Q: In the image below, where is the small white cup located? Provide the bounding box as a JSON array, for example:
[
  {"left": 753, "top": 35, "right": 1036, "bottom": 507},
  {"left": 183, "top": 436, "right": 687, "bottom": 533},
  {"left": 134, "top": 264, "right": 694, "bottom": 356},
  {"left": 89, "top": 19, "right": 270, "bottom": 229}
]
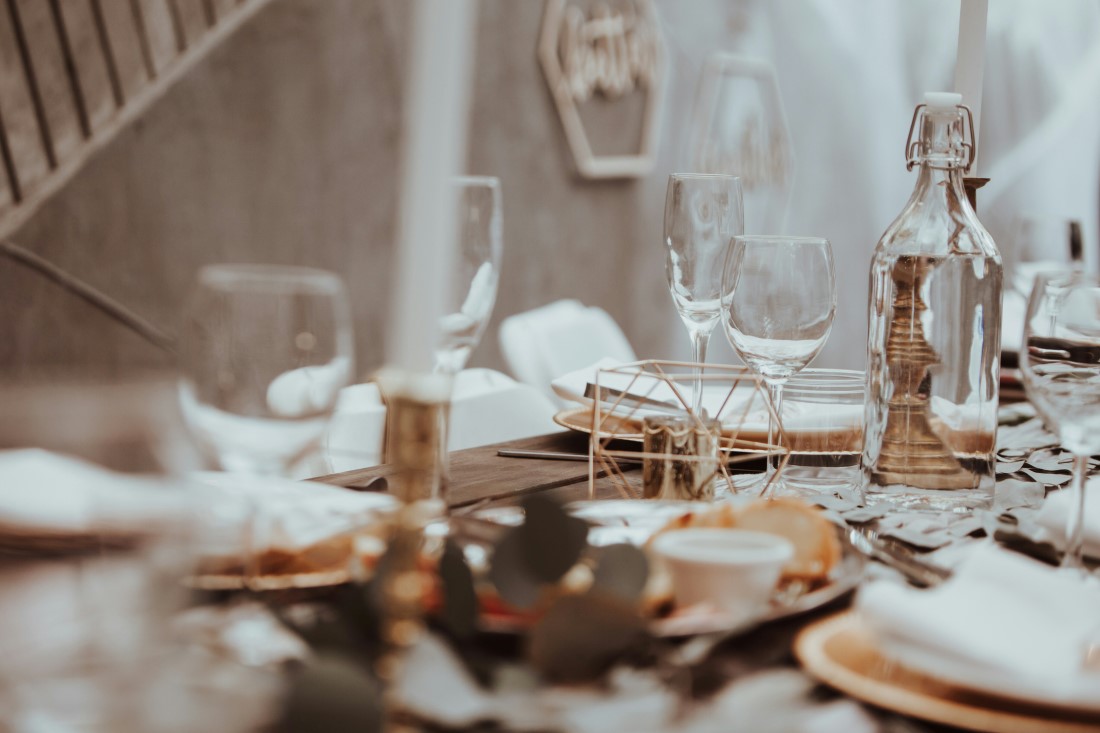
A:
[{"left": 651, "top": 529, "right": 794, "bottom": 622}]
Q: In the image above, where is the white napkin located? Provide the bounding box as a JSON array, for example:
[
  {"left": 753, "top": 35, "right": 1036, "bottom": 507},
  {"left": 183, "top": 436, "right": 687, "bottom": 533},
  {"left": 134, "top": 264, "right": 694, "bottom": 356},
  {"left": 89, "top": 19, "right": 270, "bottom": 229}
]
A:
[
  {"left": 0, "top": 449, "right": 175, "bottom": 533},
  {"left": 188, "top": 472, "right": 396, "bottom": 554},
  {"left": 857, "top": 544, "right": 1100, "bottom": 703},
  {"left": 1036, "top": 478, "right": 1100, "bottom": 557}
]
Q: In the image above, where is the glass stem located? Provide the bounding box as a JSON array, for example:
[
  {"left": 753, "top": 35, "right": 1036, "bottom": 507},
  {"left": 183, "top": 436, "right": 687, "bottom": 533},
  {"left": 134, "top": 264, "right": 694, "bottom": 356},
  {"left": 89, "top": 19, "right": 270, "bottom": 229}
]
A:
[
  {"left": 1062, "top": 453, "right": 1089, "bottom": 572},
  {"left": 689, "top": 328, "right": 710, "bottom": 417},
  {"left": 765, "top": 379, "right": 785, "bottom": 491}
]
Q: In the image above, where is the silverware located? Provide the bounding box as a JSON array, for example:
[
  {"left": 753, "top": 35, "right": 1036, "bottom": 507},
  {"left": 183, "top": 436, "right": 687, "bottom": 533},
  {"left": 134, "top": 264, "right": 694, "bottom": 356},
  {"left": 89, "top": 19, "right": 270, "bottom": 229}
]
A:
[
  {"left": 583, "top": 383, "right": 685, "bottom": 415},
  {"left": 846, "top": 526, "right": 952, "bottom": 588},
  {"left": 497, "top": 448, "right": 642, "bottom": 464}
]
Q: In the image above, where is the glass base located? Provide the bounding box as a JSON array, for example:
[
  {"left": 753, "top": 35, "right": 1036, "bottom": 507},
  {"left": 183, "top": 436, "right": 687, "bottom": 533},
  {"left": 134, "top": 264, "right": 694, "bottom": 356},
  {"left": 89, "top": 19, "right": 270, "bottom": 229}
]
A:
[
  {"left": 863, "top": 484, "right": 993, "bottom": 513},
  {"left": 725, "top": 470, "right": 861, "bottom": 502}
]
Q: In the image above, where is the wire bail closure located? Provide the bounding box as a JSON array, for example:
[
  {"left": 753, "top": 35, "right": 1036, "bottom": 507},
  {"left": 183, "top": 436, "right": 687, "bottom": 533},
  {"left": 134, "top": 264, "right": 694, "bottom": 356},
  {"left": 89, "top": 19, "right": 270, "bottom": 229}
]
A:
[{"left": 904, "top": 103, "right": 976, "bottom": 172}]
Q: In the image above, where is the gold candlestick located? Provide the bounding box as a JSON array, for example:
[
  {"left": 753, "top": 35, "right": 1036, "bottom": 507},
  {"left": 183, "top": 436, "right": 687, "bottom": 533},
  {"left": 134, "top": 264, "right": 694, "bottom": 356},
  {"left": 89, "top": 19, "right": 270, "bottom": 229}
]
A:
[{"left": 871, "top": 255, "right": 976, "bottom": 490}]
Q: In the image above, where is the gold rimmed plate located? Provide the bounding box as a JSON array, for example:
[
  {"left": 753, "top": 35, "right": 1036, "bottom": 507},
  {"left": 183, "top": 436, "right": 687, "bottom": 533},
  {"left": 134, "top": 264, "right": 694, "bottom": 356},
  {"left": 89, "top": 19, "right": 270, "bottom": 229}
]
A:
[
  {"left": 796, "top": 612, "right": 1100, "bottom": 733},
  {"left": 553, "top": 406, "right": 861, "bottom": 454},
  {"left": 472, "top": 499, "right": 862, "bottom": 638}
]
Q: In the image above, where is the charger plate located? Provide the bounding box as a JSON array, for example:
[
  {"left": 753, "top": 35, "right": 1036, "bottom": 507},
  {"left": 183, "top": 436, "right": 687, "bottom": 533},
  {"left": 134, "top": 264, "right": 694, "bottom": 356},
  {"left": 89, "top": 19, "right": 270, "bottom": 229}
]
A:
[
  {"left": 474, "top": 500, "right": 862, "bottom": 637},
  {"left": 553, "top": 406, "right": 861, "bottom": 454},
  {"left": 795, "top": 612, "right": 1100, "bottom": 733}
]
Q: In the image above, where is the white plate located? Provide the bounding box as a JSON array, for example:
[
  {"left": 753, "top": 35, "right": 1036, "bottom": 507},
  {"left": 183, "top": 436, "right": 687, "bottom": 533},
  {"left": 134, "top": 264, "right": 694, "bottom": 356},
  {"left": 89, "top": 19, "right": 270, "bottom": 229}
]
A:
[
  {"left": 877, "top": 635, "right": 1100, "bottom": 714},
  {"left": 473, "top": 499, "right": 862, "bottom": 637}
]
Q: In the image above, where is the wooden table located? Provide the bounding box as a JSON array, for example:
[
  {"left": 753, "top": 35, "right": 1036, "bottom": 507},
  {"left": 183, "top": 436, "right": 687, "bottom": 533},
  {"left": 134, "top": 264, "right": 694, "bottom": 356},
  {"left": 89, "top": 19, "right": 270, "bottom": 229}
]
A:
[
  {"left": 310, "top": 433, "right": 1021, "bottom": 733},
  {"left": 314, "top": 431, "right": 645, "bottom": 508}
]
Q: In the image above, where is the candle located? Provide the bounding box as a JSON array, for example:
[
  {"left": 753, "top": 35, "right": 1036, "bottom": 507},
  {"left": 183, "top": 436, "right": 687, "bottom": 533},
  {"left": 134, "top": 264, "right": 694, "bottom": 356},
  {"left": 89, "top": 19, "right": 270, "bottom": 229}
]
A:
[
  {"left": 953, "top": 0, "right": 988, "bottom": 174},
  {"left": 387, "top": 0, "right": 478, "bottom": 371}
]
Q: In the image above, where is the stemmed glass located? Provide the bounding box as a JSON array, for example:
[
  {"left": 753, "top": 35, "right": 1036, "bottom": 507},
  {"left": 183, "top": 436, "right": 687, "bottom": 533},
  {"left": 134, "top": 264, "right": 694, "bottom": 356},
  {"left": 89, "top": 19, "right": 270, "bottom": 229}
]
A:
[
  {"left": 178, "top": 264, "right": 354, "bottom": 475},
  {"left": 722, "top": 236, "right": 836, "bottom": 492},
  {"left": 1009, "top": 216, "right": 1084, "bottom": 297},
  {"left": 435, "top": 176, "right": 503, "bottom": 375},
  {"left": 1019, "top": 272, "right": 1100, "bottom": 572},
  {"left": 686, "top": 53, "right": 793, "bottom": 234},
  {"left": 663, "top": 173, "right": 744, "bottom": 416},
  {"left": 177, "top": 264, "right": 354, "bottom": 583}
]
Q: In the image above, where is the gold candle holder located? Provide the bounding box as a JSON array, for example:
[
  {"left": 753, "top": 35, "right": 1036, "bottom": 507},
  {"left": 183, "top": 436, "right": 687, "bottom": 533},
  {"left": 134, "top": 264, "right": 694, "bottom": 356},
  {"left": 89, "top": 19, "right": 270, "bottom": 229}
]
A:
[{"left": 588, "top": 360, "right": 787, "bottom": 498}]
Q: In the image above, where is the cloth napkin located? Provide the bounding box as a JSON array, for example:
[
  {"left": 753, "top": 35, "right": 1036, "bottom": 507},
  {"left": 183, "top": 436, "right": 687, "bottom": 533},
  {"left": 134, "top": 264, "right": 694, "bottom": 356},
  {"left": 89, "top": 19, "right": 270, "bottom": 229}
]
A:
[
  {"left": 0, "top": 449, "right": 394, "bottom": 555},
  {"left": 0, "top": 449, "right": 175, "bottom": 534},
  {"left": 1035, "top": 478, "right": 1100, "bottom": 557},
  {"left": 857, "top": 544, "right": 1100, "bottom": 701}
]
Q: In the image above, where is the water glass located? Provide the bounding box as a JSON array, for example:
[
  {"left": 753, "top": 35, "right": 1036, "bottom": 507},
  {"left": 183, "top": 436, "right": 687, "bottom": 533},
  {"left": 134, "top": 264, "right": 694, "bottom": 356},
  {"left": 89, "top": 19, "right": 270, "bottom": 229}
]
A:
[
  {"left": 777, "top": 369, "right": 864, "bottom": 496},
  {"left": 178, "top": 264, "right": 354, "bottom": 475}
]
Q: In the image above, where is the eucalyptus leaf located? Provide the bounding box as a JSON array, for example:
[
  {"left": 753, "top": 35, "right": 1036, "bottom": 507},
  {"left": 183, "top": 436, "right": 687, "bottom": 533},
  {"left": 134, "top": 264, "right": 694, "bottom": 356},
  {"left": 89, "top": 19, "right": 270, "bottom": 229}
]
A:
[
  {"left": 1022, "top": 469, "right": 1074, "bottom": 486},
  {"left": 520, "top": 494, "right": 589, "bottom": 583},
  {"left": 275, "top": 653, "right": 384, "bottom": 733},
  {"left": 1025, "top": 450, "right": 1074, "bottom": 473},
  {"left": 995, "top": 459, "right": 1026, "bottom": 475},
  {"left": 589, "top": 543, "right": 649, "bottom": 604},
  {"left": 440, "top": 538, "right": 478, "bottom": 639},
  {"left": 488, "top": 527, "right": 543, "bottom": 609},
  {"left": 528, "top": 594, "right": 650, "bottom": 683}
]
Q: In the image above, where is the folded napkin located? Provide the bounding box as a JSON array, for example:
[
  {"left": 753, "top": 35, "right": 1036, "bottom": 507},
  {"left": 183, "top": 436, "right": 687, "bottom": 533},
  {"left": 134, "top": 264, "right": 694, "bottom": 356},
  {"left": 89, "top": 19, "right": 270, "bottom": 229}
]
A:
[
  {"left": 0, "top": 449, "right": 176, "bottom": 535},
  {"left": 188, "top": 472, "right": 396, "bottom": 556},
  {"left": 857, "top": 544, "right": 1100, "bottom": 702},
  {"left": 0, "top": 449, "right": 395, "bottom": 559},
  {"left": 1035, "top": 479, "right": 1100, "bottom": 557}
]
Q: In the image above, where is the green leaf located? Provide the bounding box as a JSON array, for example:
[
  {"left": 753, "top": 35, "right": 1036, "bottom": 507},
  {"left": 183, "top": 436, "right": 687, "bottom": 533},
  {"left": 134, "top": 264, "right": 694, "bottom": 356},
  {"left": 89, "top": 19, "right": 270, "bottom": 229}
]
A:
[
  {"left": 528, "top": 594, "right": 650, "bottom": 683},
  {"left": 589, "top": 543, "right": 649, "bottom": 604},
  {"left": 274, "top": 653, "right": 384, "bottom": 733},
  {"left": 488, "top": 527, "right": 543, "bottom": 609},
  {"left": 520, "top": 494, "right": 588, "bottom": 583},
  {"left": 440, "top": 538, "right": 478, "bottom": 639}
]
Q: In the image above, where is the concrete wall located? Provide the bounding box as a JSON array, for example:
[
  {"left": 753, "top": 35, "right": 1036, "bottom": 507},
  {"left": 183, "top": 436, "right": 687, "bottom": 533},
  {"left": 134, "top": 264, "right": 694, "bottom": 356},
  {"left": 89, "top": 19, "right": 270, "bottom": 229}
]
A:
[
  {"left": 0, "top": 0, "right": 672, "bottom": 381},
  {"left": 3, "top": 0, "right": 1097, "bottom": 381}
]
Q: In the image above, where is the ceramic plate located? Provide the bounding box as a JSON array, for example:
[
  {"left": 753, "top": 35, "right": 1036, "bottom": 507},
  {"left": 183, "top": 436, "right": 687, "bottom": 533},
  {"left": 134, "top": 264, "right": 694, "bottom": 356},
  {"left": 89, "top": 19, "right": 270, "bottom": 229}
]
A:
[
  {"left": 797, "top": 612, "right": 1100, "bottom": 732},
  {"left": 186, "top": 472, "right": 397, "bottom": 591},
  {"left": 473, "top": 499, "right": 863, "bottom": 638}
]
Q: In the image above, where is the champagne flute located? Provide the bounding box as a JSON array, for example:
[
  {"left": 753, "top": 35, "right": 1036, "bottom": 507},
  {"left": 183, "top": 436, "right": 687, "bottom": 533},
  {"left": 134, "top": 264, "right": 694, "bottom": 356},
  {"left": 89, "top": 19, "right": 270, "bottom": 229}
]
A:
[
  {"left": 1019, "top": 272, "right": 1100, "bottom": 572},
  {"left": 663, "top": 173, "right": 744, "bottom": 416},
  {"left": 722, "top": 236, "right": 836, "bottom": 493},
  {"left": 435, "top": 176, "right": 503, "bottom": 375}
]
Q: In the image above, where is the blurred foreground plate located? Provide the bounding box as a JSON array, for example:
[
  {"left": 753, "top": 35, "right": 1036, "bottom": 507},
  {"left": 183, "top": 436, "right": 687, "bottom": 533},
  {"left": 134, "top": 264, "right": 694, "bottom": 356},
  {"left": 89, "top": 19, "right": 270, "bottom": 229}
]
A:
[
  {"left": 797, "top": 612, "right": 1100, "bottom": 732},
  {"left": 186, "top": 472, "right": 397, "bottom": 592},
  {"left": 474, "top": 499, "right": 862, "bottom": 638}
]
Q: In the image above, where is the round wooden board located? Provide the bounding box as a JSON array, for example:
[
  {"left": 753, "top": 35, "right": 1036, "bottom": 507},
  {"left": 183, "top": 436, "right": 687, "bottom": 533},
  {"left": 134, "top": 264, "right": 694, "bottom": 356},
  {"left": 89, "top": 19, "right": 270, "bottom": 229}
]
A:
[{"left": 795, "top": 612, "right": 1100, "bottom": 733}]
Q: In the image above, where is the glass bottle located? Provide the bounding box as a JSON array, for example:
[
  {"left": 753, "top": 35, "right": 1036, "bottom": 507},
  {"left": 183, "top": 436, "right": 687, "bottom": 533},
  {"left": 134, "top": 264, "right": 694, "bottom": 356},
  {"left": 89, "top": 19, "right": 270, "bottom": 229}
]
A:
[{"left": 863, "top": 92, "right": 1002, "bottom": 511}]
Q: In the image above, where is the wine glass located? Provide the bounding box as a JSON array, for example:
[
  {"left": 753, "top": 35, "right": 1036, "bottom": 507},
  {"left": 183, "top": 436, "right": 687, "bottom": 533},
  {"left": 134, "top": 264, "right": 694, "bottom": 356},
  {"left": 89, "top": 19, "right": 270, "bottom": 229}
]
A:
[
  {"left": 1019, "top": 272, "right": 1100, "bottom": 572},
  {"left": 663, "top": 173, "right": 744, "bottom": 416},
  {"left": 1009, "top": 216, "right": 1084, "bottom": 297},
  {"left": 178, "top": 264, "right": 354, "bottom": 476},
  {"left": 435, "top": 176, "right": 503, "bottom": 375},
  {"left": 686, "top": 53, "right": 794, "bottom": 234},
  {"left": 722, "top": 236, "right": 836, "bottom": 493},
  {"left": 178, "top": 265, "right": 354, "bottom": 584}
]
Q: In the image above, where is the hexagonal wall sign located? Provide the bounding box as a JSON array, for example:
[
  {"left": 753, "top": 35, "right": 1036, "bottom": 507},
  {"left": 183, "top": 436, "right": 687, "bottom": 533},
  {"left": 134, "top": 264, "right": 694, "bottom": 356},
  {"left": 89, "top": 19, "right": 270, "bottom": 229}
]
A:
[{"left": 538, "top": 0, "right": 665, "bottom": 179}]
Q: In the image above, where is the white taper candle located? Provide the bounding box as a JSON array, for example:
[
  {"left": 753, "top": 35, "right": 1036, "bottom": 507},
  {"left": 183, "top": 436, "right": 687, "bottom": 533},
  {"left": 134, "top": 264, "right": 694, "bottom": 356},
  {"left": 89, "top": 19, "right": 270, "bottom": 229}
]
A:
[{"left": 387, "top": 0, "right": 478, "bottom": 371}]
